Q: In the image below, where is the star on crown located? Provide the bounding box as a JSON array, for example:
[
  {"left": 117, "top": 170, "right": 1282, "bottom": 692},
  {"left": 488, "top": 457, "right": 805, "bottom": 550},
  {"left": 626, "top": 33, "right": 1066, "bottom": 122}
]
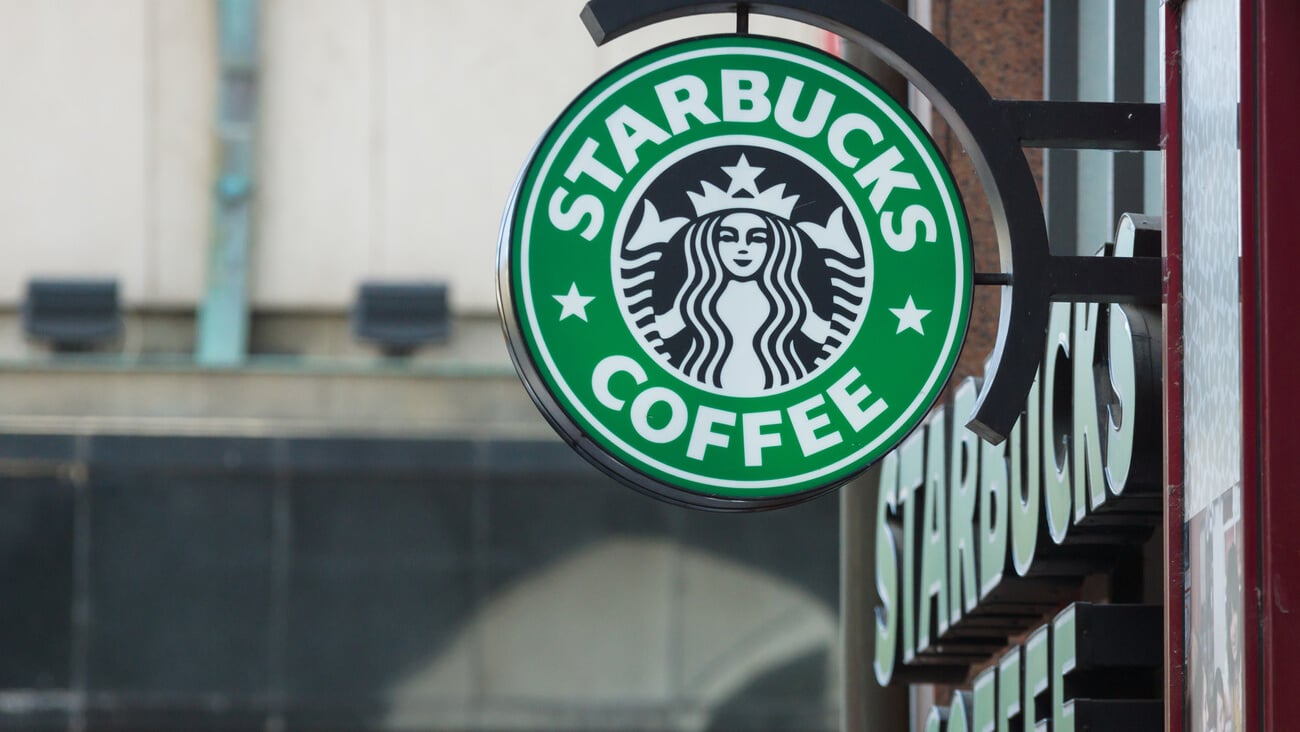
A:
[{"left": 687, "top": 154, "right": 799, "bottom": 219}]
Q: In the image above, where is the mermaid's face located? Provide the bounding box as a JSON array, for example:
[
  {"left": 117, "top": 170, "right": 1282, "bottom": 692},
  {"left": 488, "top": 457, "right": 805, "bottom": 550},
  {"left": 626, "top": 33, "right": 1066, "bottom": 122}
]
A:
[{"left": 716, "top": 212, "right": 769, "bottom": 279}]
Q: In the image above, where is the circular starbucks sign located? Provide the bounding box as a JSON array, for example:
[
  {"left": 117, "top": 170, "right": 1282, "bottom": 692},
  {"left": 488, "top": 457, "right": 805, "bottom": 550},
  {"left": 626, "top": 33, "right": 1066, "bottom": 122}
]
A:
[{"left": 499, "top": 35, "right": 971, "bottom": 509}]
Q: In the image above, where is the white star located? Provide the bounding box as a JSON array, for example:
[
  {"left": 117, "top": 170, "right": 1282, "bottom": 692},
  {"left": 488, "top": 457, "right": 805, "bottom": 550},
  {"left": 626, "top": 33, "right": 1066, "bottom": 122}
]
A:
[
  {"left": 890, "top": 296, "right": 931, "bottom": 335},
  {"left": 722, "top": 154, "right": 765, "bottom": 196},
  {"left": 553, "top": 282, "right": 595, "bottom": 322}
]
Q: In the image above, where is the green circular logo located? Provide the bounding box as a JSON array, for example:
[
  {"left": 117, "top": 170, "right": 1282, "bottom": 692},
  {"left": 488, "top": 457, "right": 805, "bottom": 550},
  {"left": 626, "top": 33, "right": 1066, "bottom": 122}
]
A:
[{"left": 499, "top": 35, "right": 971, "bottom": 508}]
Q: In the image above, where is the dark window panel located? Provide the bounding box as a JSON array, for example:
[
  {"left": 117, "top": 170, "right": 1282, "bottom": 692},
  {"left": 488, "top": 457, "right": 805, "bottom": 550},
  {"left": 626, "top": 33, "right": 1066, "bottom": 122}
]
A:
[
  {"left": 86, "top": 471, "right": 274, "bottom": 696},
  {"left": 0, "top": 708, "right": 72, "bottom": 732},
  {"left": 484, "top": 471, "right": 672, "bottom": 570},
  {"left": 83, "top": 706, "right": 268, "bottom": 732},
  {"left": 676, "top": 491, "right": 840, "bottom": 605},
  {"left": 704, "top": 650, "right": 836, "bottom": 732},
  {"left": 86, "top": 436, "right": 277, "bottom": 473},
  {"left": 0, "top": 476, "right": 74, "bottom": 690},
  {"left": 0, "top": 434, "right": 78, "bottom": 463},
  {"left": 286, "top": 478, "right": 475, "bottom": 703},
  {"left": 285, "top": 438, "right": 480, "bottom": 476},
  {"left": 479, "top": 439, "right": 591, "bottom": 475}
]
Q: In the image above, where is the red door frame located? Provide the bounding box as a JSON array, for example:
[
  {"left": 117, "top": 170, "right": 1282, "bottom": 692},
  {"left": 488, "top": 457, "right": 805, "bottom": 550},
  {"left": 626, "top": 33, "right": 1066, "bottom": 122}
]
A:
[
  {"left": 1167, "top": 1, "right": 1300, "bottom": 728},
  {"left": 1161, "top": 2, "right": 1185, "bottom": 729},
  {"left": 1241, "top": 0, "right": 1300, "bottom": 729}
]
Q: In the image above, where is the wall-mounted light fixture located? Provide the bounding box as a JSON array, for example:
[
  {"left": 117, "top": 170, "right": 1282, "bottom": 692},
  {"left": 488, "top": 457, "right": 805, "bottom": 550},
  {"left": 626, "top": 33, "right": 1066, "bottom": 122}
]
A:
[
  {"left": 23, "top": 279, "right": 122, "bottom": 352},
  {"left": 352, "top": 282, "right": 451, "bottom": 356}
]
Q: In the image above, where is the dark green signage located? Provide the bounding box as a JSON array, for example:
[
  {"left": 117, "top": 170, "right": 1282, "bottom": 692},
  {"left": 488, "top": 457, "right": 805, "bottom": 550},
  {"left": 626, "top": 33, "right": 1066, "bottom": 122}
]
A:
[{"left": 500, "top": 35, "right": 972, "bottom": 508}]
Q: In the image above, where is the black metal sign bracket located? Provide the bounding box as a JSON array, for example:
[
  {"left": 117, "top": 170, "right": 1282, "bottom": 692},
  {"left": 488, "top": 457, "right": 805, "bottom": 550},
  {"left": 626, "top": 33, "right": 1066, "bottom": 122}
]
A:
[{"left": 580, "top": 0, "right": 1163, "bottom": 444}]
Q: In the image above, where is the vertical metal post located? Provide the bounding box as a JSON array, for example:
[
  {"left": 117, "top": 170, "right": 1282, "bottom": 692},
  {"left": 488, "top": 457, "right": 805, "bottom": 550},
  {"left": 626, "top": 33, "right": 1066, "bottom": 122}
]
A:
[
  {"left": 1043, "top": 0, "right": 1078, "bottom": 256},
  {"left": 197, "top": 0, "right": 259, "bottom": 365},
  {"left": 1074, "top": 0, "right": 1112, "bottom": 255},
  {"left": 1054, "top": 0, "right": 1150, "bottom": 256},
  {"left": 840, "top": 469, "right": 908, "bottom": 731},
  {"left": 1109, "top": 0, "right": 1147, "bottom": 221}
]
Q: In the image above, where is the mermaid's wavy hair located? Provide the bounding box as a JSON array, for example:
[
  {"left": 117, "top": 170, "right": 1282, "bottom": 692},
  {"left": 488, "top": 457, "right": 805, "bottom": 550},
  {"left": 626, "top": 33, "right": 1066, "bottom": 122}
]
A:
[{"left": 670, "top": 210, "right": 816, "bottom": 389}]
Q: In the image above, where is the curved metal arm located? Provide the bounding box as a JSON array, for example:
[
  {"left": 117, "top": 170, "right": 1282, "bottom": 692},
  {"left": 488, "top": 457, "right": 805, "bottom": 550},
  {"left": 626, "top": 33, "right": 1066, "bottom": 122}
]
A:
[{"left": 583, "top": 0, "right": 1059, "bottom": 442}]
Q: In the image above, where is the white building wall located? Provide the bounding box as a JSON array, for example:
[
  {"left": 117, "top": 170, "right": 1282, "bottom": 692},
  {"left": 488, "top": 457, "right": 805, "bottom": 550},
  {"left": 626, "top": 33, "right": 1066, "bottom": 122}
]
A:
[
  {"left": 0, "top": 1, "right": 823, "bottom": 314},
  {"left": 0, "top": 1, "right": 215, "bottom": 308}
]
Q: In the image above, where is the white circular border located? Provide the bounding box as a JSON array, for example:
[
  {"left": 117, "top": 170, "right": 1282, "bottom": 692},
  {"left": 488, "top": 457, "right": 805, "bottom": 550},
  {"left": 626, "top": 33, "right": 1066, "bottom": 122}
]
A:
[
  {"left": 518, "top": 40, "right": 968, "bottom": 492},
  {"left": 609, "top": 134, "right": 875, "bottom": 398}
]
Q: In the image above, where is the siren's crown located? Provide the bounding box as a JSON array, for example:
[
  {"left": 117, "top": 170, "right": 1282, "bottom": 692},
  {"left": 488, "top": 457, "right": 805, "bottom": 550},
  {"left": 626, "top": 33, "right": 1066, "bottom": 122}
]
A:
[{"left": 687, "top": 154, "right": 799, "bottom": 219}]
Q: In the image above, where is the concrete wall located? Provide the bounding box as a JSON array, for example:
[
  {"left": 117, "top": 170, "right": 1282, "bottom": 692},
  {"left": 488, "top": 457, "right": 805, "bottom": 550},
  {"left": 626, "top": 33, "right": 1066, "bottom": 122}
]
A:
[
  {"left": 0, "top": 1, "right": 215, "bottom": 307},
  {"left": 0, "top": 1, "right": 824, "bottom": 314}
]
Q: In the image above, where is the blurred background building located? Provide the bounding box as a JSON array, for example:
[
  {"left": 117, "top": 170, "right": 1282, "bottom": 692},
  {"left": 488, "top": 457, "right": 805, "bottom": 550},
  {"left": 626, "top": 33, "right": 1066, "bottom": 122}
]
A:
[
  {"left": 15, "top": 0, "right": 1270, "bottom": 730},
  {"left": 0, "top": 3, "right": 843, "bottom": 730}
]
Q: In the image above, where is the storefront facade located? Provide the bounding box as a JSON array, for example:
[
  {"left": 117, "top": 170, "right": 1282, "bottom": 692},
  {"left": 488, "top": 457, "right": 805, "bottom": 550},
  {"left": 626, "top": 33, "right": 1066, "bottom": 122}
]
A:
[{"left": 844, "top": 0, "right": 1300, "bottom": 729}]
